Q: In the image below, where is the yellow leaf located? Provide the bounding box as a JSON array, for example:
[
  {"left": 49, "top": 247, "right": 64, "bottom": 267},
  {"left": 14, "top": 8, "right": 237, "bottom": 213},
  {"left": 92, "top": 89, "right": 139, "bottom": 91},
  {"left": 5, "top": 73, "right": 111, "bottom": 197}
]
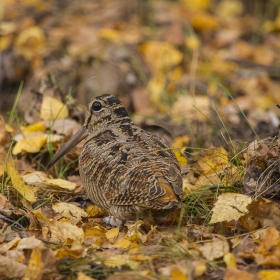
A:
[
  {"left": 9, "top": 168, "right": 36, "bottom": 202},
  {"left": 172, "top": 148, "right": 187, "bottom": 167},
  {"left": 20, "top": 122, "right": 45, "bottom": 134},
  {"left": 12, "top": 135, "right": 47, "bottom": 155},
  {"left": 210, "top": 193, "right": 252, "bottom": 224},
  {"left": 147, "top": 73, "right": 166, "bottom": 104},
  {"left": 86, "top": 205, "right": 105, "bottom": 217},
  {"left": 171, "top": 136, "right": 190, "bottom": 148},
  {"left": 170, "top": 267, "right": 187, "bottom": 280},
  {"left": 5, "top": 124, "right": 14, "bottom": 133},
  {"left": 52, "top": 202, "right": 88, "bottom": 219},
  {"left": 23, "top": 245, "right": 44, "bottom": 280},
  {"left": 105, "top": 227, "right": 119, "bottom": 243},
  {"left": 99, "top": 28, "right": 121, "bottom": 43},
  {"left": 191, "top": 12, "right": 218, "bottom": 30},
  {"left": 258, "top": 270, "right": 280, "bottom": 280},
  {"left": 40, "top": 95, "right": 68, "bottom": 121},
  {"left": 140, "top": 41, "right": 183, "bottom": 73},
  {"left": 100, "top": 254, "right": 138, "bottom": 269},
  {"left": 49, "top": 221, "right": 84, "bottom": 243},
  {"left": 33, "top": 209, "right": 49, "bottom": 223},
  {"left": 114, "top": 238, "right": 132, "bottom": 249},
  {"left": 45, "top": 178, "right": 76, "bottom": 190},
  {"left": 224, "top": 253, "right": 237, "bottom": 269},
  {"left": 15, "top": 26, "right": 45, "bottom": 60},
  {"left": 195, "top": 147, "right": 229, "bottom": 175},
  {"left": 185, "top": 36, "right": 201, "bottom": 50},
  {"left": 180, "top": 0, "right": 211, "bottom": 10}
]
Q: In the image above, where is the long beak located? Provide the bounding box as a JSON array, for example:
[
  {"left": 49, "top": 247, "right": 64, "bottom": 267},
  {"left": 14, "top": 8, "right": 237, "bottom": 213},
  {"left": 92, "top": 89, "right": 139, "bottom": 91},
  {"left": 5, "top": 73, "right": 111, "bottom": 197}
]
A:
[{"left": 47, "top": 125, "right": 88, "bottom": 168}]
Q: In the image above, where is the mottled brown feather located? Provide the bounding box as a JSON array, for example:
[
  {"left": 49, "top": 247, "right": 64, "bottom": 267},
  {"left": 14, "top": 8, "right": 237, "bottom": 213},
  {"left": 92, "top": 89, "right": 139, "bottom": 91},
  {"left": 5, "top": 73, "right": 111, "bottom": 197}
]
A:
[{"left": 54, "top": 94, "right": 184, "bottom": 226}]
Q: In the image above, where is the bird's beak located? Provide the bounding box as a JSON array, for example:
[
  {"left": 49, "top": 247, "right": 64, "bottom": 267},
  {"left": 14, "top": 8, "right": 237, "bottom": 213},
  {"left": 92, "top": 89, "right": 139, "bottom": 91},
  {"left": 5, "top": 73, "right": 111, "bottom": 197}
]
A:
[{"left": 47, "top": 125, "right": 88, "bottom": 168}]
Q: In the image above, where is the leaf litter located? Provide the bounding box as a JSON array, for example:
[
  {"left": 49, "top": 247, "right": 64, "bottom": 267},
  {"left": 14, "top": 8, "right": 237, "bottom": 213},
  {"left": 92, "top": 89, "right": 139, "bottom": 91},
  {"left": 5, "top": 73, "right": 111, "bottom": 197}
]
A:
[{"left": 1, "top": 0, "right": 280, "bottom": 279}]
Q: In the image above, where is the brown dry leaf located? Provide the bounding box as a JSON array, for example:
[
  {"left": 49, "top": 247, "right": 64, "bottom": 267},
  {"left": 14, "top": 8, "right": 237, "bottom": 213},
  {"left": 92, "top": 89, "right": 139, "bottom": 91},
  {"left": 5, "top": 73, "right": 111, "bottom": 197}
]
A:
[
  {"left": 55, "top": 242, "right": 86, "bottom": 259},
  {"left": 0, "top": 193, "right": 15, "bottom": 216},
  {"left": 77, "top": 271, "right": 95, "bottom": 280},
  {"left": 15, "top": 26, "right": 45, "bottom": 60},
  {"left": 49, "top": 221, "right": 84, "bottom": 243},
  {"left": 0, "top": 255, "right": 27, "bottom": 279},
  {"left": 45, "top": 178, "right": 76, "bottom": 190},
  {"left": 246, "top": 198, "right": 280, "bottom": 230},
  {"left": 224, "top": 268, "right": 254, "bottom": 280},
  {"left": 45, "top": 118, "right": 81, "bottom": 138},
  {"left": 23, "top": 245, "right": 44, "bottom": 280},
  {"left": 9, "top": 167, "right": 36, "bottom": 202},
  {"left": 16, "top": 236, "right": 43, "bottom": 250},
  {"left": 0, "top": 237, "right": 21, "bottom": 253},
  {"left": 52, "top": 202, "right": 88, "bottom": 219},
  {"left": 40, "top": 95, "right": 68, "bottom": 121},
  {"left": 12, "top": 135, "right": 47, "bottom": 155},
  {"left": 172, "top": 95, "right": 211, "bottom": 122},
  {"left": 0, "top": 115, "right": 10, "bottom": 146},
  {"left": 210, "top": 193, "right": 252, "bottom": 223},
  {"left": 199, "top": 238, "right": 229, "bottom": 260},
  {"left": 22, "top": 171, "right": 48, "bottom": 185}
]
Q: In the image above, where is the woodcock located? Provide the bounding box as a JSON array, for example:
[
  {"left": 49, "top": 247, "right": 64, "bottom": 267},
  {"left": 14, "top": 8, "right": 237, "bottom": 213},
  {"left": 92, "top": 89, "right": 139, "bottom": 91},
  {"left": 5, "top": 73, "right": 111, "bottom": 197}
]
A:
[{"left": 47, "top": 94, "right": 183, "bottom": 228}]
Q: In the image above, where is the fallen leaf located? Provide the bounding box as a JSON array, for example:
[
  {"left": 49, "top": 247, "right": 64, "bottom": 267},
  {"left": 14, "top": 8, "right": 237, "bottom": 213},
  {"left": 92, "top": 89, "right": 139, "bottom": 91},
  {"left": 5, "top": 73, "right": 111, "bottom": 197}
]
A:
[
  {"left": 52, "top": 202, "right": 88, "bottom": 219},
  {"left": 224, "top": 253, "right": 237, "bottom": 269},
  {"left": 224, "top": 268, "right": 254, "bottom": 280},
  {"left": 86, "top": 205, "right": 105, "bottom": 217},
  {"left": 9, "top": 167, "right": 36, "bottom": 202},
  {"left": 140, "top": 41, "right": 183, "bottom": 73},
  {"left": 12, "top": 135, "right": 47, "bottom": 155},
  {"left": 20, "top": 122, "right": 46, "bottom": 134},
  {"left": 23, "top": 245, "right": 44, "bottom": 280},
  {"left": 258, "top": 270, "right": 280, "bottom": 280},
  {"left": 49, "top": 221, "right": 84, "bottom": 243},
  {"left": 105, "top": 228, "right": 119, "bottom": 244},
  {"left": 210, "top": 193, "right": 252, "bottom": 223},
  {"left": 16, "top": 236, "right": 42, "bottom": 250},
  {"left": 15, "top": 26, "right": 45, "bottom": 60},
  {"left": 45, "top": 178, "right": 76, "bottom": 190},
  {"left": 199, "top": 238, "right": 229, "bottom": 260},
  {"left": 0, "top": 255, "right": 26, "bottom": 279},
  {"left": 77, "top": 271, "right": 94, "bottom": 280},
  {"left": 40, "top": 95, "right": 68, "bottom": 121}
]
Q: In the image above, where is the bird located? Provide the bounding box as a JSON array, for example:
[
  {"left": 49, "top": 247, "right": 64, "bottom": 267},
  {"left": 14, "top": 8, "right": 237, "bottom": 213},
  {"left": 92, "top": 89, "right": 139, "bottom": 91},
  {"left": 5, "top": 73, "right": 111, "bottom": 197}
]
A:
[{"left": 47, "top": 94, "right": 183, "bottom": 228}]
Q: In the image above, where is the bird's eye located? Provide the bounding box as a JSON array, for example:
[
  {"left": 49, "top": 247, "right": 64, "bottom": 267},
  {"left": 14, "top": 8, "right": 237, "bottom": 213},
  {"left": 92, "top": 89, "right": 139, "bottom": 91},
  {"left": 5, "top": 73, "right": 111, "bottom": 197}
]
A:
[{"left": 92, "top": 101, "right": 102, "bottom": 112}]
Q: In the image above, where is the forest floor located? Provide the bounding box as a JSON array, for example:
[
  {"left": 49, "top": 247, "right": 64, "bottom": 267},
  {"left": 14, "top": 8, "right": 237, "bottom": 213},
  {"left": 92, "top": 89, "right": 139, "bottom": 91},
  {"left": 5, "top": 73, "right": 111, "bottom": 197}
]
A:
[{"left": 1, "top": 0, "right": 280, "bottom": 279}]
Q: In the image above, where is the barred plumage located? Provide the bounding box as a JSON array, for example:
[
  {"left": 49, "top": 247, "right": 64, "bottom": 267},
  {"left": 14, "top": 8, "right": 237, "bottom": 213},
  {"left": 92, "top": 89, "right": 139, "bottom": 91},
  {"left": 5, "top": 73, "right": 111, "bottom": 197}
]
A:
[{"left": 48, "top": 94, "right": 183, "bottom": 227}]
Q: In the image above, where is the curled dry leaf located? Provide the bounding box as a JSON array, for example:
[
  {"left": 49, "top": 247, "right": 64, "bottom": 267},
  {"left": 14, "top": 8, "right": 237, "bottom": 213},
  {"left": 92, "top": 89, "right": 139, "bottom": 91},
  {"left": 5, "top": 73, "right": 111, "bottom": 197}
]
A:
[
  {"left": 0, "top": 255, "right": 26, "bottom": 279},
  {"left": 210, "top": 193, "right": 252, "bottom": 224}
]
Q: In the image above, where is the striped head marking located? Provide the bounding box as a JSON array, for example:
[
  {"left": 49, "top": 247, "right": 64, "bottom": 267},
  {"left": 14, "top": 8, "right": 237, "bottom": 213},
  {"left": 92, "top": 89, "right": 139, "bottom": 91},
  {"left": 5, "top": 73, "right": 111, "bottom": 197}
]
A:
[{"left": 85, "top": 94, "right": 130, "bottom": 132}]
